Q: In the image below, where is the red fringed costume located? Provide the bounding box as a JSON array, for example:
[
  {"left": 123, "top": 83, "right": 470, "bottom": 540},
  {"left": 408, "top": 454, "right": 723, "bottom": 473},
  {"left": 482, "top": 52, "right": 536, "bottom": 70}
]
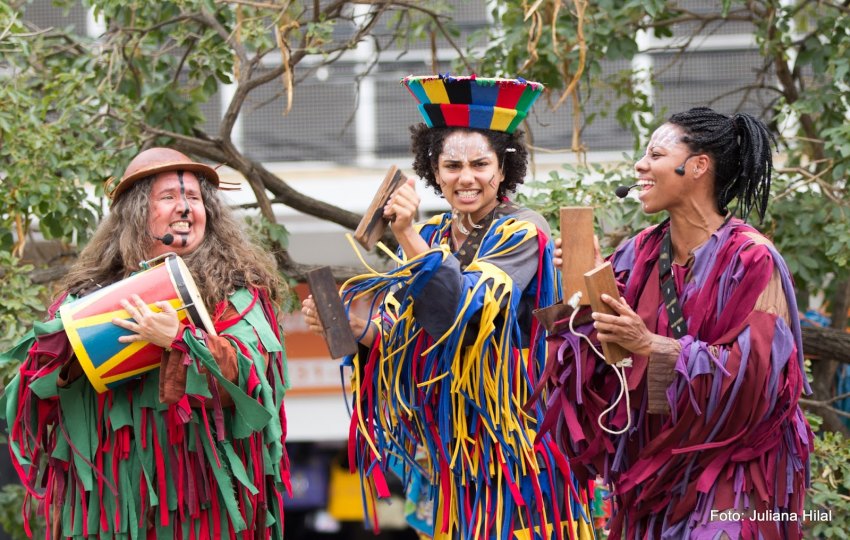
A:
[{"left": 1, "top": 288, "right": 290, "bottom": 539}]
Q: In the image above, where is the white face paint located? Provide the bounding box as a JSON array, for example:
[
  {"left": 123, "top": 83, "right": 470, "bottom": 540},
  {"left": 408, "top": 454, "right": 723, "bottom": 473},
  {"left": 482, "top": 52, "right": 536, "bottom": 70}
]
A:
[
  {"left": 647, "top": 124, "right": 682, "bottom": 151},
  {"left": 634, "top": 123, "right": 694, "bottom": 215},
  {"left": 439, "top": 132, "right": 493, "bottom": 165},
  {"left": 435, "top": 131, "right": 503, "bottom": 223}
]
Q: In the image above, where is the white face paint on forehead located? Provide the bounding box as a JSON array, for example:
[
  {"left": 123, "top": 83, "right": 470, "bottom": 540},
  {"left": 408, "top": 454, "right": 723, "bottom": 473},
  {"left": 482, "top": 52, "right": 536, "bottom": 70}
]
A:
[
  {"left": 648, "top": 124, "right": 683, "bottom": 151},
  {"left": 439, "top": 131, "right": 495, "bottom": 164}
]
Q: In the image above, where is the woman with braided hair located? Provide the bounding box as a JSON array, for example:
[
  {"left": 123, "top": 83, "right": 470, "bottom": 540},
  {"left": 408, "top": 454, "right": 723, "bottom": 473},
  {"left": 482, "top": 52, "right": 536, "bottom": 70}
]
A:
[{"left": 540, "top": 107, "right": 812, "bottom": 538}]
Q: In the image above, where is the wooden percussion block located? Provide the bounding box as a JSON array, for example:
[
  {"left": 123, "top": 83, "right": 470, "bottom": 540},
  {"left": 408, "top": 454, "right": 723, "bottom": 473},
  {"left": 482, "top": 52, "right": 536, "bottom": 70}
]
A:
[
  {"left": 531, "top": 207, "right": 596, "bottom": 331},
  {"left": 532, "top": 303, "right": 594, "bottom": 335},
  {"left": 584, "top": 262, "right": 630, "bottom": 365},
  {"left": 306, "top": 266, "right": 358, "bottom": 359},
  {"left": 560, "top": 207, "right": 595, "bottom": 305},
  {"left": 353, "top": 165, "right": 408, "bottom": 250}
]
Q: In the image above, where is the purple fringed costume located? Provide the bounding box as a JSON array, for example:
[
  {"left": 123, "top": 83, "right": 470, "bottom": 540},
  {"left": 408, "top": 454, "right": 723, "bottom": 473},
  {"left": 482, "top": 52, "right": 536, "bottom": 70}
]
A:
[{"left": 539, "top": 218, "right": 812, "bottom": 539}]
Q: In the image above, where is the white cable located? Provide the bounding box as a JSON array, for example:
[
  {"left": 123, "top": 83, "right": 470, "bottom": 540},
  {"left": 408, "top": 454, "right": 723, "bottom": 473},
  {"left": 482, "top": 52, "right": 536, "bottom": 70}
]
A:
[
  {"left": 567, "top": 291, "right": 604, "bottom": 360},
  {"left": 597, "top": 359, "right": 632, "bottom": 435},
  {"left": 565, "top": 291, "right": 633, "bottom": 436}
]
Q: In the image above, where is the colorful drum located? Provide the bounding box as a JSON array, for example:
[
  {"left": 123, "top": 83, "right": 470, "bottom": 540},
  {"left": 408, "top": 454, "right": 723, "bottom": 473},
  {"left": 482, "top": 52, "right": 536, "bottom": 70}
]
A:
[{"left": 59, "top": 255, "right": 216, "bottom": 393}]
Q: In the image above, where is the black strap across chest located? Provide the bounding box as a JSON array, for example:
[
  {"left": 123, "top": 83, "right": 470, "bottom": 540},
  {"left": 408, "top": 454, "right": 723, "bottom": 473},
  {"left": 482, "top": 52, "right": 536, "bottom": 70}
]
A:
[{"left": 658, "top": 228, "right": 688, "bottom": 339}]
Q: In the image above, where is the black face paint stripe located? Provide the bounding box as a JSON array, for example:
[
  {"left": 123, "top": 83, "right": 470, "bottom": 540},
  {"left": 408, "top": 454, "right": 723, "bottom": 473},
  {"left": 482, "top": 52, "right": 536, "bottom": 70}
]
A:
[
  {"left": 177, "top": 171, "right": 190, "bottom": 218},
  {"left": 177, "top": 171, "right": 189, "bottom": 246}
]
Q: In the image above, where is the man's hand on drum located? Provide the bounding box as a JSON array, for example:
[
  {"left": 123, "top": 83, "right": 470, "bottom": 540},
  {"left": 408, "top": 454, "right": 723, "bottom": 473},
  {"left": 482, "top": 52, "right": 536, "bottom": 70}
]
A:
[
  {"left": 301, "top": 295, "right": 375, "bottom": 346},
  {"left": 114, "top": 294, "right": 180, "bottom": 349}
]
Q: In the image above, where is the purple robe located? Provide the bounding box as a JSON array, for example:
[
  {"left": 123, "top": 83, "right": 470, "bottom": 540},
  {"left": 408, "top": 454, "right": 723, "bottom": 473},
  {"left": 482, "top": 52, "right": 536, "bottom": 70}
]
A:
[{"left": 539, "top": 218, "right": 812, "bottom": 539}]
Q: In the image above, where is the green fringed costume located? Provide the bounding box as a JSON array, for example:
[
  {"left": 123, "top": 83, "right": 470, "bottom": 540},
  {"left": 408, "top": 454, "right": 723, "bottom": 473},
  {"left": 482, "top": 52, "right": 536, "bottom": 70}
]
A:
[{"left": 0, "top": 287, "right": 290, "bottom": 540}]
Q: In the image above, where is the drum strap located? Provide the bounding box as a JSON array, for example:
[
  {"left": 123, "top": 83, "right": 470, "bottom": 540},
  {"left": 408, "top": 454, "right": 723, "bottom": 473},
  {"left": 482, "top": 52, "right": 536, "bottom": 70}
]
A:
[
  {"left": 69, "top": 280, "right": 106, "bottom": 298},
  {"left": 657, "top": 215, "right": 730, "bottom": 339}
]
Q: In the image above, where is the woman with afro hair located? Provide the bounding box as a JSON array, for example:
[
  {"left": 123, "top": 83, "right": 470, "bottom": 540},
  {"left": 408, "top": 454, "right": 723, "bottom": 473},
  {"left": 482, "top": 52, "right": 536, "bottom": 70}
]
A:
[{"left": 303, "top": 75, "right": 595, "bottom": 540}]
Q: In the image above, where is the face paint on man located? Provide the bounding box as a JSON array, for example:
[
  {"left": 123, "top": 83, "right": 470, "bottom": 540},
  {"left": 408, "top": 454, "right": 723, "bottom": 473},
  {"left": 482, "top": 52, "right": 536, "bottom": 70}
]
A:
[
  {"left": 147, "top": 171, "right": 207, "bottom": 258},
  {"left": 177, "top": 171, "right": 190, "bottom": 247}
]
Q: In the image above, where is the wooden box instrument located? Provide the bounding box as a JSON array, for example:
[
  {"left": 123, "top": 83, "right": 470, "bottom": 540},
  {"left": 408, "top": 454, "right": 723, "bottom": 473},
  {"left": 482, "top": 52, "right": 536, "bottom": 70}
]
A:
[{"left": 353, "top": 165, "right": 408, "bottom": 250}]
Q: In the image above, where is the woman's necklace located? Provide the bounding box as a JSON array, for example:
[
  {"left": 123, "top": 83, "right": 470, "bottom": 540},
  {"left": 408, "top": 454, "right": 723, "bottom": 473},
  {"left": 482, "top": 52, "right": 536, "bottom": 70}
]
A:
[
  {"left": 451, "top": 223, "right": 467, "bottom": 251},
  {"left": 450, "top": 205, "right": 501, "bottom": 250}
]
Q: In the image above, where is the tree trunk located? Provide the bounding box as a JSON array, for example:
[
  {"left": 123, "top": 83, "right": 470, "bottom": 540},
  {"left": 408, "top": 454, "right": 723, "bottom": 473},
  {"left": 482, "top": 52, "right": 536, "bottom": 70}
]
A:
[
  {"left": 808, "top": 279, "right": 850, "bottom": 434},
  {"left": 801, "top": 326, "right": 850, "bottom": 361}
]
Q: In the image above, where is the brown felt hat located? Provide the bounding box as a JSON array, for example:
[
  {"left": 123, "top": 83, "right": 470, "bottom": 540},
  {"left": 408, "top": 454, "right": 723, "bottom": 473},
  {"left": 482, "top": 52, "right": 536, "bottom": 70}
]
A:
[{"left": 108, "top": 147, "right": 220, "bottom": 203}]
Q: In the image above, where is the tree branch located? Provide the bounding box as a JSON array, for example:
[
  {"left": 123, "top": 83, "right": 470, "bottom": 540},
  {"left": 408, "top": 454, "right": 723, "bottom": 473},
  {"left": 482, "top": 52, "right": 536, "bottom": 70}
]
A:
[
  {"left": 801, "top": 326, "right": 850, "bottom": 361},
  {"left": 799, "top": 399, "right": 850, "bottom": 420},
  {"left": 767, "top": 6, "right": 825, "bottom": 162}
]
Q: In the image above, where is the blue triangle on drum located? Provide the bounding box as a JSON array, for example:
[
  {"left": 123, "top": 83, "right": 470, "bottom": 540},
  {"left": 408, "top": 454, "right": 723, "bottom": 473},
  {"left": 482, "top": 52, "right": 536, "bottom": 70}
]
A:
[{"left": 77, "top": 322, "right": 133, "bottom": 368}]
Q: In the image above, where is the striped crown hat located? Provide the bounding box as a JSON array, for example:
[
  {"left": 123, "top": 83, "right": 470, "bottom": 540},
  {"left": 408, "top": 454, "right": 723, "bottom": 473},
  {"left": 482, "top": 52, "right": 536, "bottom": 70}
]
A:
[{"left": 402, "top": 74, "right": 544, "bottom": 134}]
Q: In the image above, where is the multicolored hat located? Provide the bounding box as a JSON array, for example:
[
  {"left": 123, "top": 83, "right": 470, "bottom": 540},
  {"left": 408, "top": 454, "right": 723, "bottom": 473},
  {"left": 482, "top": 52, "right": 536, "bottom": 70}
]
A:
[{"left": 401, "top": 74, "right": 544, "bottom": 134}]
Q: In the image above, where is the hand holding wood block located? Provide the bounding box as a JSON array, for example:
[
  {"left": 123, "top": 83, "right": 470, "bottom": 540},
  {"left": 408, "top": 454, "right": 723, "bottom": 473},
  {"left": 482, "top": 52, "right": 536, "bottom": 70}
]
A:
[
  {"left": 353, "top": 166, "right": 408, "bottom": 250},
  {"left": 560, "top": 207, "right": 596, "bottom": 305},
  {"left": 306, "top": 266, "right": 358, "bottom": 358},
  {"left": 533, "top": 207, "right": 596, "bottom": 330},
  {"left": 584, "top": 262, "right": 630, "bottom": 365}
]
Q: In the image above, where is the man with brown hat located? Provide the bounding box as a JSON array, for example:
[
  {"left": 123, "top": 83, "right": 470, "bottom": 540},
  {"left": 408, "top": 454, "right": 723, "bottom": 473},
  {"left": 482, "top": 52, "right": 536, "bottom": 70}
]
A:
[{"left": 1, "top": 147, "right": 292, "bottom": 539}]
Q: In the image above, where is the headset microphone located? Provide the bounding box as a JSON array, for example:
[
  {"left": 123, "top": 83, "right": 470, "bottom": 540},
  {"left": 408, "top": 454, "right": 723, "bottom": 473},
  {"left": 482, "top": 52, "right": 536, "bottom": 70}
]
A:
[
  {"left": 674, "top": 154, "right": 697, "bottom": 176},
  {"left": 153, "top": 233, "right": 175, "bottom": 246},
  {"left": 615, "top": 184, "right": 639, "bottom": 198}
]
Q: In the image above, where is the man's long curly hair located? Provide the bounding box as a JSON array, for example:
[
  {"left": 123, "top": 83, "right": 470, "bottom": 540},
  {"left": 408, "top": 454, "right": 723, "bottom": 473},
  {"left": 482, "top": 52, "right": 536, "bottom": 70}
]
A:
[
  {"left": 409, "top": 124, "right": 529, "bottom": 199},
  {"left": 62, "top": 175, "right": 283, "bottom": 310}
]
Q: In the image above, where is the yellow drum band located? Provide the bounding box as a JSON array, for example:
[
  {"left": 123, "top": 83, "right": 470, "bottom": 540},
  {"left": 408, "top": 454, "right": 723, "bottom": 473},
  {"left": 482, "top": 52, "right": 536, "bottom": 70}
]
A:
[
  {"left": 60, "top": 298, "right": 188, "bottom": 393},
  {"left": 58, "top": 255, "right": 214, "bottom": 394}
]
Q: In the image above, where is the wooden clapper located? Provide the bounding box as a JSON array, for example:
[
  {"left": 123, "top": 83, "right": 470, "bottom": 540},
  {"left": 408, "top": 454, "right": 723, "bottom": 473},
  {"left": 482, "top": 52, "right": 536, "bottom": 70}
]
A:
[
  {"left": 306, "top": 166, "right": 409, "bottom": 358},
  {"left": 533, "top": 207, "right": 628, "bottom": 365},
  {"left": 353, "top": 165, "right": 408, "bottom": 250},
  {"left": 306, "top": 267, "right": 357, "bottom": 359}
]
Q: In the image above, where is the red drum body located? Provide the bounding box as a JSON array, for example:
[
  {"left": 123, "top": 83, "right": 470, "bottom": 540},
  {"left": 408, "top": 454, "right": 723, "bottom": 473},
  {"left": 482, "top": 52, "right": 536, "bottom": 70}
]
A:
[{"left": 59, "top": 255, "right": 215, "bottom": 393}]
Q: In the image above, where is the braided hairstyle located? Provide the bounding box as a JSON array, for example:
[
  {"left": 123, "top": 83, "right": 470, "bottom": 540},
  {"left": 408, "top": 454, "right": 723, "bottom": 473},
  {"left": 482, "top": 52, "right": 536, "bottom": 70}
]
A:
[
  {"left": 409, "top": 124, "right": 529, "bottom": 199},
  {"left": 668, "top": 106, "right": 775, "bottom": 221}
]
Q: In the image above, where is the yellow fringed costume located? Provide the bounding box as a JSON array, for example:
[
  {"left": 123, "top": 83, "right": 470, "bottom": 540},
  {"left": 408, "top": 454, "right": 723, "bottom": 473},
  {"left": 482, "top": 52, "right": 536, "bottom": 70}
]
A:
[{"left": 340, "top": 204, "right": 595, "bottom": 540}]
